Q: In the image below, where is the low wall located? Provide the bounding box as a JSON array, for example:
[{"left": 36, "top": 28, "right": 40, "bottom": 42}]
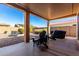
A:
[{"left": 0, "top": 26, "right": 18, "bottom": 34}]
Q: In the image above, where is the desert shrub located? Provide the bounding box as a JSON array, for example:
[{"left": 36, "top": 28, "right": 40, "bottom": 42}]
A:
[
  {"left": 34, "top": 31, "right": 40, "bottom": 34},
  {"left": 4, "top": 31, "right": 7, "bottom": 34},
  {"left": 34, "top": 30, "right": 43, "bottom": 34},
  {"left": 34, "top": 29, "right": 45, "bottom": 34},
  {"left": 18, "top": 28, "right": 24, "bottom": 34}
]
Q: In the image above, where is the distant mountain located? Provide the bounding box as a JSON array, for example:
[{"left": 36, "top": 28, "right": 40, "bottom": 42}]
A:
[{"left": 0, "top": 23, "right": 10, "bottom": 27}]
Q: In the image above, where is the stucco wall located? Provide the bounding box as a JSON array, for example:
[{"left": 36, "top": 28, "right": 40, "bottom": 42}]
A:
[
  {"left": 50, "top": 26, "right": 76, "bottom": 37},
  {"left": 0, "top": 26, "right": 18, "bottom": 34}
]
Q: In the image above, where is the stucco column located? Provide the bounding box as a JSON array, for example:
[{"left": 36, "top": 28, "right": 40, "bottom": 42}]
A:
[
  {"left": 24, "top": 11, "right": 30, "bottom": 43},
  {"left": 76, "top": 12, "right": 79, "bottom": 40},
  {"left": 47, "top": 20, "right": 50, "bottom": 37}
]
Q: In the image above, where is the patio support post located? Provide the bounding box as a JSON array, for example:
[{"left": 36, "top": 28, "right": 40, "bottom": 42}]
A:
[
  {"left": 47, "top": 20, "right": 50, "bottom": 37},
  {"left": 24, "top": 11, "right": 30, "bottom": 43},
  {"left": 76, "top": 12, "right": 79, "bottom": 40}
]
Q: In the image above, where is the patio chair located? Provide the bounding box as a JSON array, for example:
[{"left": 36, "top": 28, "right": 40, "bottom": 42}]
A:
[
  {"left": 50, "top": 30, "right": 66, "bottom": 40},
  {"left": 32, "top": 30, "right": 48, "bottom": 48}
]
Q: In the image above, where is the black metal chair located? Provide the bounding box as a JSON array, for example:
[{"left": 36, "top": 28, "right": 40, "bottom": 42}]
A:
[
  {"left": 51, "top": 30, "right": 66, "bottom": 40},
  {"left": 32, "top": 31, "right": 48, "bottom": 48}
]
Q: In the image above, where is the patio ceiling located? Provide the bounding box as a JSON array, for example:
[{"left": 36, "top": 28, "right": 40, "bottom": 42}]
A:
[{"left": 7, "top": 3, "right": 79, "bottom": 20}]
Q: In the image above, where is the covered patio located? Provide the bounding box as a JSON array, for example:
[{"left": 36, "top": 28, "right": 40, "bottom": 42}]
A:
[{"left": 0, "top": 3, "right": 79, "bottom": 56}]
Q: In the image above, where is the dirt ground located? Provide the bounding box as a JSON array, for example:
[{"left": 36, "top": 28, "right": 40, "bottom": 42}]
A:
[{"left": 0, "top": 35, "right": 24, "bottom": 47}]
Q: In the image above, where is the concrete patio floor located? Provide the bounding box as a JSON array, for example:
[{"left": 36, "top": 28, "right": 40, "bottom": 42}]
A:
[
  {"left": 0, "top": 41, "right": 55, "bottom": 56},
  {"left": 0, "top": 36, "right": 79, "bottom": 56}
]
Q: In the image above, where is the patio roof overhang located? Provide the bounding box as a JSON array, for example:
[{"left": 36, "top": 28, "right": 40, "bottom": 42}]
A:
[{"left": 6, "top": 3, "right": 79, "bottom": 20}]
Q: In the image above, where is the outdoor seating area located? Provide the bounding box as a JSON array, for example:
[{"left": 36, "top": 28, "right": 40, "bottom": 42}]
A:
[{"left": 30, "top": 33, "right": 77, "bottom": 51}]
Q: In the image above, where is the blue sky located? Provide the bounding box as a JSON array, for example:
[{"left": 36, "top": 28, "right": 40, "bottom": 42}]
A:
[
  {"left": 0, "top": 4, "right": 47, "bottom": 27},
  {"left": 30, "top": 14, "right": 47, "bottom": 27},
  {"left": 0, "top": 4, "right": 24, "bottom": 26}
]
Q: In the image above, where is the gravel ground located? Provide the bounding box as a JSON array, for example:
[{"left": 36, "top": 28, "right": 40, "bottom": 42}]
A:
[
  {"left": 0, "top": 36, "right": 24, "bottom": 47},
  {"left": 0, "top": 33, "right": 37, "bottom": 47},
  {"left": 0, "top": 33, "right": 35, "bottom": 47}
]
